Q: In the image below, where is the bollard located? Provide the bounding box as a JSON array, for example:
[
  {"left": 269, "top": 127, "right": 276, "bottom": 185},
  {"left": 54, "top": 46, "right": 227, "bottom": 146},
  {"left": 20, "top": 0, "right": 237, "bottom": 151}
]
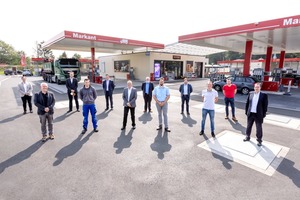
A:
[{"left": 284, "top": 80, "right": 292, "bottom": 96}]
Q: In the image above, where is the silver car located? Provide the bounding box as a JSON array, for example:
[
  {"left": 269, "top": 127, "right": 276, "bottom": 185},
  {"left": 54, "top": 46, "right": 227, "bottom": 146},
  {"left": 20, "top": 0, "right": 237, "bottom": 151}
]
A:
[
  {"left": 22, "top": 70, "right": 33, "bottom": 76},
  {"left": 213, "top": 76, "right": 259, "bottom": 95}
]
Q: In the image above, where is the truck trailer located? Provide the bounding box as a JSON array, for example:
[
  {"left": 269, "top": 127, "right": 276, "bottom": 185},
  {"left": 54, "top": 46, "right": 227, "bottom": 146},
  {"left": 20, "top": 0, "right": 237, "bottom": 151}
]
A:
[{"left": 42, "top": 58, "right": 81, "bottom": 84}]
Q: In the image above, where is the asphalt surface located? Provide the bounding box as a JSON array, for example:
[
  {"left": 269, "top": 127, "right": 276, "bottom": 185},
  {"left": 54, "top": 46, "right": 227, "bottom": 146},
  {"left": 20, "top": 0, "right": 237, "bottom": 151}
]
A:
[{"left": 0, "top": 75, "right": 300, "bottom": 200}]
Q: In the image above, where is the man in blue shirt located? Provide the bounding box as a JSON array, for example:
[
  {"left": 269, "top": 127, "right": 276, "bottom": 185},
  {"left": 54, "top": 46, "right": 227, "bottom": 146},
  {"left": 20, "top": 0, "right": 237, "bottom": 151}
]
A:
[
  {"left": 153, "top": 77, "right": 171, "bottom": 132},
  {"left": 141, "top": 77, "right": 154, "bottom": 113}
]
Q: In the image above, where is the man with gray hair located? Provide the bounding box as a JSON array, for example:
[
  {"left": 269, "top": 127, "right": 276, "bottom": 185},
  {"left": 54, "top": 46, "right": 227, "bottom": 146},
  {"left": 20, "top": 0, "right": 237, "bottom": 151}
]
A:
[
  {"left": 141, "top": 76, "right": 154, "bottom": 113},
  {"left": 34, "top": 82, "right": 56, "bottom": 142},
  {"left": 121, "top": 80, "right": 137, "bottom": 130}
]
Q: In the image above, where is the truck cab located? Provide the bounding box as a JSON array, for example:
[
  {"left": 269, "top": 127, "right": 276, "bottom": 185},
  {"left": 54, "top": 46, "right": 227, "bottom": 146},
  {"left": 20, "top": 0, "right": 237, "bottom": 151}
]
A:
[{"left": 42, "top": 58, "right": 81, "bottom": 84}]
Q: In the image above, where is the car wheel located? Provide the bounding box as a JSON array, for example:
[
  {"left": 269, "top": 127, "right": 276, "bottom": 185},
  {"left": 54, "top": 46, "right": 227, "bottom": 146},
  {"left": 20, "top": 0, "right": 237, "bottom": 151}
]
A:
[
  {"left": 214, "top": 85, "right": 221, "bottom": 91},
  {"left": 241, "top": 87, "right": 250, "bottom": 95}
]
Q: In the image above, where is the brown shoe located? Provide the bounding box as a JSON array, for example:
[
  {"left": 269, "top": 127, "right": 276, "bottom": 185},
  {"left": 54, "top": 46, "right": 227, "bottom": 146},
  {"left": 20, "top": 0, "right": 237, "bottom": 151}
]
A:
[
  {"left": 232, "top": 117, "right": 238, "bottom": 122},
  {"left": 225, "top": 116, "right": 229, "bottom": 119},
  {"left": 49, "top": 134, "right": 55, "bottom": 140}
]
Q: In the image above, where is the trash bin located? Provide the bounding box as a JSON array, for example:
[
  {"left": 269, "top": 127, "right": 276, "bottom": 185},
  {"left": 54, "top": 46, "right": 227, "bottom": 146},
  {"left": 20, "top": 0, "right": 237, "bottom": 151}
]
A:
[
  {"left": 95, "top": 76, "right": 102, "bottom": 84},
  {"left": 150, "top": 73, "right": 154, "bottom": 81},
  {"left": 127, "top": 73, "right": 130, "bottom": 80}
]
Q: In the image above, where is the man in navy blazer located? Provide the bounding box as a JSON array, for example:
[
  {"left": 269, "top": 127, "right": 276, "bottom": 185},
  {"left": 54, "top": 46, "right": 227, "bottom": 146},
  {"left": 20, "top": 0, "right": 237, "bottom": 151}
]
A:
[
  {"left": 179, "top": 77, "right": 193, "bottom": 115},
  {"left": 66, "top": 72, "right": 79, "bottom": 112},
  {"left": 141, "top": 77, "right": 154, "bottom": 112},
  {"left": 121, "top": 80, "right": 137, "bottom": 130},
  {"left": 102, "top": 74, "right": 115, "bottom": 110},
  {"left": 243, "top": 83, "right": 268, "bottom": 146}
]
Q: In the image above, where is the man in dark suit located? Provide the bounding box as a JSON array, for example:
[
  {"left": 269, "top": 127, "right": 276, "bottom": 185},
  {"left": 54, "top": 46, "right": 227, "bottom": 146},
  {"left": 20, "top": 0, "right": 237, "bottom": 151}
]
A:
[
  {"left": 121, "top": 80, "right": 137, "bottom": 130},
  {"left": 102, "top": 74, "right": 115, "bottom": 110},
  {"left": 243, "top": 83, "right": 268, "bottom": 146},
  {"left": 141, "top": 77, "right": 154, "bottom": 113},
  {"left": 179, "top": 77, "right": 193, "bottom": 115},
  {"left": 66, "top": 71, "right": 79, "bottom": 112}
]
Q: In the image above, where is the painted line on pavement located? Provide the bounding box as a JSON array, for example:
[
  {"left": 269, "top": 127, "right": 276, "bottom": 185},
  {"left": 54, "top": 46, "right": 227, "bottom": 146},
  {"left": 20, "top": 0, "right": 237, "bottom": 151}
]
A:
[{"left": 0, "top": 77, "right": 11, "bottom": 87}]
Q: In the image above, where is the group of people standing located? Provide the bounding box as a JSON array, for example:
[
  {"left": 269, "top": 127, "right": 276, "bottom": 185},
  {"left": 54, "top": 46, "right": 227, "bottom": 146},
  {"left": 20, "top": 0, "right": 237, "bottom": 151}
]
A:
[
  {"left": 198, "top": 79, "right": 268, "bottom": 147},
  {"left": 18, "top": 74, "right": 268, "bottom": 146}
]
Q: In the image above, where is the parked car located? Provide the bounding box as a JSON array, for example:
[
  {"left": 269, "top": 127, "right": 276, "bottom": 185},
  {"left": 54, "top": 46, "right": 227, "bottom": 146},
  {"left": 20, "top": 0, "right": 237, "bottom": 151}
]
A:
[
  {"left": 4, "top": 69, "right": 13, "bottom": 75},
  {"left": 22, "top": 70, "right": 33, "bottom": 76},
  {"left": 4, "top": 69, "right": 23, "bottom": 75},
  {"left": 213, "top": 75, "right": 260, "bottom": 95}
]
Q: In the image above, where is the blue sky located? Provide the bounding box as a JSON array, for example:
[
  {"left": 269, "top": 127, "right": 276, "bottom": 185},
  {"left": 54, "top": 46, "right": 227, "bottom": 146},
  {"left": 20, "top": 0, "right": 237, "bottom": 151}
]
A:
[{"left": 1, "top": 0, "right": 300, "bottom": 58}]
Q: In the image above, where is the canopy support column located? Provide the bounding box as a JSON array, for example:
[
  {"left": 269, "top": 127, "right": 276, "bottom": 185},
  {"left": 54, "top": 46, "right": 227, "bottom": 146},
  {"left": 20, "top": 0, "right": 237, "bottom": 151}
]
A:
[
  {"left": 91, "top": 47, "right": 95, "bottom": 82},
  {"left": 279, "top": 51, "right": 285, "bottom": 69},
  {"left": 243, "top": 40, "right": 253, "bottom": 76},
  {"left": 264, "top": 46, "right": 273, "bottom": 81}
]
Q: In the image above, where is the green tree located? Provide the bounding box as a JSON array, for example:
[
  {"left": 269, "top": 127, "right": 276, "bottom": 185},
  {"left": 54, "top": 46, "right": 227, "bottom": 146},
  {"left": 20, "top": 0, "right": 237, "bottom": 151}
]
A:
[
  {"left": 34, "top": 41, "right": 54, "bottom": 60},
  {"left": 0, "top": 40, "right": 21, "bottom": 65},
  {"left": 208, "top": 51, "right": 245, "bottom": 64},
  {"left": 209, "top": 50, "right": 300, "bottom": 63},
  {"left": 72, "top": 53, "right": 81, "bottom": 59},
  {"left": 59, "top": 51, "right": 68, "bottom": 59}
]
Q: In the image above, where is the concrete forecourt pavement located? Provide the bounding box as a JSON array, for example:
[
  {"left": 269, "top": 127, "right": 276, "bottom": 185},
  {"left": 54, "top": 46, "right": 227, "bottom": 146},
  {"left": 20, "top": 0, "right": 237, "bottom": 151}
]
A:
[{"left": 0, "top": 75, "right": 299, "bottom": 200}]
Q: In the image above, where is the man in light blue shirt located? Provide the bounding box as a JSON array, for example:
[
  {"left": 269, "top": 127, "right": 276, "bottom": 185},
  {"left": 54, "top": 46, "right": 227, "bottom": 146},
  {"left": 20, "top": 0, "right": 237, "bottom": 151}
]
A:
[
  {"left": 141, "top": 77, "right": 154, "bottom": 112},
  {"left": 153, "top": 78, "right": 171, "bottom": 132}
]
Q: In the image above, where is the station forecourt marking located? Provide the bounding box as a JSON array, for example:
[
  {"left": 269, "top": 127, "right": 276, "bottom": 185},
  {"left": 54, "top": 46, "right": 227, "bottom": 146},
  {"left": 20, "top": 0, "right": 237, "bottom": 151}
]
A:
[{"left": 198, "top": 130, "right": 290, "bottom": 176}]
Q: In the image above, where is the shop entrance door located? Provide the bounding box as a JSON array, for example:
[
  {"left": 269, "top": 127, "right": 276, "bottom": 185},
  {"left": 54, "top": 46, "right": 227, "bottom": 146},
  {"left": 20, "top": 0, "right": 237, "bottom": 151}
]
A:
[
  {"left": 154, "top": 60, "right": 183, "bottom": 80},
  {"left": 195, "top": 62, "right": 203, "bottom": 77},
  {"left": 165, "top": 61, "right": 183, "bottom": 80}
]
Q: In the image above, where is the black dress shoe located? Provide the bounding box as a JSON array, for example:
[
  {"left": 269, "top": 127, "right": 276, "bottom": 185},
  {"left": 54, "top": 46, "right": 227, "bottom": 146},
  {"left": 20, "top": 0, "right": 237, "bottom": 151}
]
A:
[
  {"left": 149, "top": 110, "right": 152, "bottom": 113},
  {"left": 30, "top": 110, "right": 33, "bottom": 113},
  {"left": 67, "top": 110, "right": 72, "bottom": 113},
  {"left": 121, "top": 127, "right": 126, "bottom": 130},
  {"left": 23, "top": 111, "right": 27, "bottom": 114},
  {"left": 132, "top": 126, "right": 136, "bottom": 129},
  {"left": 211, "top": 132, "right": 215, "bottom": 138},
  {"left": 156, "top": 126, "right": 162, "bottom": 130},
  {"left": 187, "top": 112, "right": 190, "bottom": 115},
  {"left": 243, "top": 137, "right": 250, "bottom": 142},
  {"left": 105, "top": 108, "right": 109, "bottom": 111},
  {"left": 257, "top": 142, "right": 262, "bottom": 147},
  {"left": 77, "top": 109, "right": 80, "bottom": 112},
  {"left": 165, "top": 128, "right": 171, "bottom": 132},
  {"left": 199, "top": 130, "right": 204, "bottom": 135},
  {"left": 93, "top": 129, "right": 99, "bottom": 132},
  {"left": 81, "top": 129, "right": 87, "bottom": 134},
  {"left": 180, "top": 112, "right": 183, "bottom": 114}
]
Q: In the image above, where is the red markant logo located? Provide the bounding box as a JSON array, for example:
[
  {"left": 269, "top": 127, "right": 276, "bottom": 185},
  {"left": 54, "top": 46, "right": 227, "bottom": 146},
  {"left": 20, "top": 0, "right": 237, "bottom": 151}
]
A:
[{"left": 21, "top": 54, "right": 26, "bottom": 66}]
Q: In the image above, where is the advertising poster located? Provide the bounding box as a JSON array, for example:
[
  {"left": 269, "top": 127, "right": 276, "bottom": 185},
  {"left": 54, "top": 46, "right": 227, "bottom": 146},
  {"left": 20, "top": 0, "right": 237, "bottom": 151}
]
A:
[
  {"left": 186, "top": 61, "right": 194, "bottom": 72},
  {"left": 114, "top": 60, "right": 130, "bottom": 72},
  {"left": 154, "top": 63, "right": 161, "bottom": 79}
]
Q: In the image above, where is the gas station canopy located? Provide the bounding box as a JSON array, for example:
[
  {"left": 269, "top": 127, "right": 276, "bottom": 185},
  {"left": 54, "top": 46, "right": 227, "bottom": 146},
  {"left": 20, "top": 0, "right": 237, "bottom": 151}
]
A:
[
  {"left": 42, "top": 30, "right": 165, "bottom": 54},
  {"left": 179, "top": 14, "right": 300, "bottom": 55}
]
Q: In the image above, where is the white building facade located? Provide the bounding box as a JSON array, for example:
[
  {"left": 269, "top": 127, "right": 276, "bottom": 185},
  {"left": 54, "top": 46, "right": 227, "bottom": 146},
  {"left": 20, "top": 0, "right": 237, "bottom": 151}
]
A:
[{"left": 98, "top": 52, "right": 209, "bottom": 81}]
